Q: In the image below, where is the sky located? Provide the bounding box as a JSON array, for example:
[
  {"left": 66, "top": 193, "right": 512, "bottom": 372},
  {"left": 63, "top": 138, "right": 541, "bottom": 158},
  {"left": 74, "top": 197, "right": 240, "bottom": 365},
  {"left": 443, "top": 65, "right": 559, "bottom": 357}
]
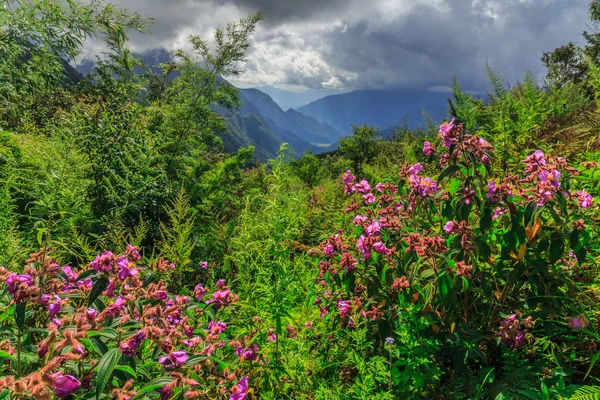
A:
[{"left": 78, "top": 0, "right": 593, "bottom": 94}]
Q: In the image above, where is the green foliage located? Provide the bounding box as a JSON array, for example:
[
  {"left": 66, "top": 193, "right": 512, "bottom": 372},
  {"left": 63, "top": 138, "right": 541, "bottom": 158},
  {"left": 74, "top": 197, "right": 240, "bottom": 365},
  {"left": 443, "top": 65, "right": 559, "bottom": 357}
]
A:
[
  {"left": 338, "top": 124, "right": 380, "bottom": 173},
  {"left": 158, "top": 188, "right": 196, "bottom": 278}
]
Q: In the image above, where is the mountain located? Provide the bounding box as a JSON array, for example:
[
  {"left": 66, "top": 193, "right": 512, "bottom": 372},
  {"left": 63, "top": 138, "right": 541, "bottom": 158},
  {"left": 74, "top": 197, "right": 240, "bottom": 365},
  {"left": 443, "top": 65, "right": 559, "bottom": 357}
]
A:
[
  {"left": 240, "top": 88, "right": 342, "bottom": 144},
  {"left": 220, "top": 89, "right": 313, "bottom": 161},
  {"left": 297, "top": 89, "right": 450, "bottom": 135},
  {"left": 251, "top": 85, "right": 352, "bottom": 111}
]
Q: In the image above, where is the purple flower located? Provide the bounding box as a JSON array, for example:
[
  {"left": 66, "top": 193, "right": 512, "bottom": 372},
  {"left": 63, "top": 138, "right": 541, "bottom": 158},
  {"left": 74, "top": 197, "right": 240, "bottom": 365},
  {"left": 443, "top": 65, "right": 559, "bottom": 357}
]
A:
[
  {"left": 76, "top": 278, "right": 93, "bottom": 290},
  {"left": 86, "top": 308, "right": 98, "bottom": 321},
  {"left": 155, "top": 290, "right": 168, "bottom": 301},
  {"left": 236, "top": 344, "right": 258, "bottom": 361},
  {"left": 104, "top": 296, "right": 125, "bottom": 319},
  {"left": 117, "top": 256, "right": 138, "bottom": 280},
  {"left": 52, "top": 373, "right": 81, "bottom": 398},
  {"left": 338, "top": 300, "right": 352, "bottom": 318},
  {"left": 48, "top": 295, "right": 62, "bottom": 318},
  {"left": 482, "top": 155, "right": 490, "bottom": 165},
  {"left": 323, "top": 244, "right": 334, "bottom": 257},
  {"left": 120, "top": 330, "right": 146, "bottom": 356},
  {"left": 62, "top": 266, "right": 78, "bottom": 281},
  {"left": 357, "top": 235, "right": 371, "bottom": 259},
  {"left": 375, "top": 183, "right": 384, "bottom": 192},
  {"left": 4, "top": 273, "right": 32, "bottom": 296},
  {"left": 159, "top": 350, "right": 188, "bottom": 370},
  {"left": 320, "top": 306, "right": 329, "bottom": 318},
  {"left": 208, "top": 321, "right": 227, "bottom": 334},
  {"left": 207, "top": 289, "right": 232, "bottom": 309},
  {"left": 194, "top": 283, "right": 205, "bottom": 301},
  {"left": 106, "top": 278, "right": 117, "bottom": 297},
  {"left": 439, "top": 118, "right": 457, "bottom": 147},
  {"left": 125, "top": 244, "right": 141, "bottom": 261},
  {"left": 267, "top": 327, "right": 277, "bottom": 341},
  {"left": 385, "top": 337, "right": 395, "bottom": 345},
  {"left": 343, "top": 170, "right": 356, "bottom": 185},
  {"left": 230, "top": 376, "right": 249, "bottom": 400},
  {"left": 487, "top": 180, "right": 497, "bottom": 202},
  {"left": 423, "top": 141, "right": 434, "bottom": 156},
  {"left": 90, "top": 251, "right": 116, "bottom": 273}
]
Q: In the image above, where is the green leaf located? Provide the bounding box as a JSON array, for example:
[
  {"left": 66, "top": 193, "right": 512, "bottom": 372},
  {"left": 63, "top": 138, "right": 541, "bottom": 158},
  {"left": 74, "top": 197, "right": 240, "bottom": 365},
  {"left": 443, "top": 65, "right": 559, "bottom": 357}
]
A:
[
  {"left": 184, "top": 354, "right": 207, "bottom": 366},
  {"left": 96, "top": 348, "right": 121, "bottom": 399},
  {"left": 439, "top": 165, "right": 462, "bottom": 183},
  {"left": 88, "top": 277, "right": 109, "bottom": 307},
  {"left": 14, "top": 302, "right": 26, "bottom": 333},
  {"left": 584, "top": 350, "right": 600, "bottom": 380},
  {"left": 132, "top": 377, "right": 174, "bottom": 399},
  {"left": 480, "top": 207, "right": 492, "bottom": 232},
  {"left": 114, "top": 365, "right": 137, "bottom": 378}
]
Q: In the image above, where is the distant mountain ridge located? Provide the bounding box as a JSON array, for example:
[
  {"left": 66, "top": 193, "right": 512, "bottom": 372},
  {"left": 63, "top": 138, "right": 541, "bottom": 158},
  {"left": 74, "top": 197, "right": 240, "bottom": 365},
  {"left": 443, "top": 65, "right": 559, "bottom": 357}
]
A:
[{"left": 297, "top": 89, "right": 450, "bottom": 135}]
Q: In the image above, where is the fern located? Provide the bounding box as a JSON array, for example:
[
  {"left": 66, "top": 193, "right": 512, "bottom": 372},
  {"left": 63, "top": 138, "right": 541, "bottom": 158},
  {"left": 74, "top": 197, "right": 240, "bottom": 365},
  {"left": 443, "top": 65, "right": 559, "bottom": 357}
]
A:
[
  {"left": 569, "top": 385, "right": 600, "bottom": 400},
  {"left": 158, "top": 187, "right": 196, "bottom": 275}
]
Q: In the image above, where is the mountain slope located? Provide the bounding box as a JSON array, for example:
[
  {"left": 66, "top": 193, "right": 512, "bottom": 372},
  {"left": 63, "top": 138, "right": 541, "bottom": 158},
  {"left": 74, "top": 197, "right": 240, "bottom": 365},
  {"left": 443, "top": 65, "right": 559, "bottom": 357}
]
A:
[
  {"left": 297, "top": 89, "right": 449, "bottom": 135},
  {"left": 241, "top": 88, "right": 341, "bottom": 144},
  {"left": 220, "top": 89, "right": 312, "bottom": 160}
]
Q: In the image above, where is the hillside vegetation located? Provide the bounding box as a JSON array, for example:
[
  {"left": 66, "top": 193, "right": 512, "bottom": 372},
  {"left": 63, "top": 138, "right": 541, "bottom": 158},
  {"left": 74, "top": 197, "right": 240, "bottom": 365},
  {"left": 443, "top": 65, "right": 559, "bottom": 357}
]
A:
[{"left": 1, "top": 0, "right": 600, "bottom": 399}]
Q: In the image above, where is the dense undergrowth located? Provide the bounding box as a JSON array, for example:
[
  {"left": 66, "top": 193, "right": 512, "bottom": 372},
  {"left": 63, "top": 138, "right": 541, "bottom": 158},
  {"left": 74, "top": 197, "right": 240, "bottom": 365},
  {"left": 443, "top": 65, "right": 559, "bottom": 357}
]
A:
[{"left": 2, "top": 0, "right": 600, "bottom": 399}]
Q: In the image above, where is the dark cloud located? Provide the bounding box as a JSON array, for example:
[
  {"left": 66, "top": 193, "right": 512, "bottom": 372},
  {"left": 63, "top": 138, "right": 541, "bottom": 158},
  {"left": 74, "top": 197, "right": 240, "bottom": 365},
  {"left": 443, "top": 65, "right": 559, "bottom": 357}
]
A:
[{"left": 80, "top": 0, "right": 592, "bottom": 91}]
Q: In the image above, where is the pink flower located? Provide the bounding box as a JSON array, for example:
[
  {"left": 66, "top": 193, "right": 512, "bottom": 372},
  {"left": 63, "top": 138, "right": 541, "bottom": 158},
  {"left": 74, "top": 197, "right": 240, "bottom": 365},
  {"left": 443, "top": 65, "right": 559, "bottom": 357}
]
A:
[
  {"left": 230, "top": 376, "right": 249, "bottom": 400},
  {"left": 343, "top": 170, "right": 355, "bottom": 185},
  {"left": 357, "top": 235, "right": 371, "bottom": 259},
  {"left": 76, "top": 278, "right": 93, "bottom": 290},
  {"left": 120, "top": 330, "right": 146, "bottom": 356},
  {"left": 373, "top": 241, "right": 389, "bottom": 254},
  {"left": 52, "top": 373, "right": 81, "bottom": 398},
  {"left": 90, "top": 251, "right": 116, "bottom": 272},
  {"left": 366, "top": 220, "right": 380, "bottom": 236},
  {"left": 439, "top": 118, "right": 457, "bottom": 147},
  {"left": 353, "top": 215, "right": 367, "bottom": 226},
  {"left": 319, "top": 306, "right": 329, "bottom": 318},
  {"left": 362, "top": 193, "right": 376, "bottom": 204},
  {"left": 200, "top": 261, "right": 208, "bottom": 269},
  {"left": 323, "top": 244, "right": 334, "bottom": 257},
  {"left": 62, "top": 266, "right": 78, "bottom": 281},
  {"left": 423, "top": 141, "right": 435, "bottom": 156},
  {"left": 355, "top": 179, "right": 371, "bottom": 194},
  {"left": 208, "top": 321, "right": 227, "bottom": 334},
  {"left": 117, "top": 257, "right": 138, "bottom": 280},
  {"left": 86, "top": 308, "right": 98, "bottom": 321},
  {"left": 125, "top": 244, "right": 141, "bottom": 261},
  {"left": 576, "top": 190, "right": 593, "bottom": 209},
  {"left": 4, "top": 273, "right": 32, "bottom": 297},
  {"left": 159, "top": 351, "right": 188, "bottom": 370},
  {"left": 338, "top": 300, "right": 352, "bottom": 318},
  {"left": 305, "top": 321, "right": 313, "bottom": 329},
  {"left": 236, "top": 344, "right": 258, "bottom": 361},
  {"left": 444, "top": 221, "right": 456, "bottom": 234},
  {"left": 267, "top": 327, "right": 277, "bottom": 341},
  {"left": 487, "top": 180, "right": 497, "bottom": 202},
  {"left": 194, "top": 283, "right": 205, "bottom": 301},
  {"left": 408, "top": 162, "right": 423, "bottom": 176},
  {"left": 375, "top": 183, "right": 384, "bottom": 192}
]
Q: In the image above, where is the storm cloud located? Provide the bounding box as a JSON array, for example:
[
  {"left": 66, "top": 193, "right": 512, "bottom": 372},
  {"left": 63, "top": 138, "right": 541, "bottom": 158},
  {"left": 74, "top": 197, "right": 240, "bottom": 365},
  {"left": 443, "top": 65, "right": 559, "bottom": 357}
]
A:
[{"left": 79, "top": 0, "right": 592, "bottom": 91}]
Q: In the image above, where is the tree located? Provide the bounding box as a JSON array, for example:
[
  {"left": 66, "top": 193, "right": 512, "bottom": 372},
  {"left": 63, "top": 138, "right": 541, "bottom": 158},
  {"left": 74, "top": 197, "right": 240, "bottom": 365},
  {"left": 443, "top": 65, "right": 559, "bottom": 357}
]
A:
[{"left": 338, "top": 124, "right": 379, "bottom": 173}]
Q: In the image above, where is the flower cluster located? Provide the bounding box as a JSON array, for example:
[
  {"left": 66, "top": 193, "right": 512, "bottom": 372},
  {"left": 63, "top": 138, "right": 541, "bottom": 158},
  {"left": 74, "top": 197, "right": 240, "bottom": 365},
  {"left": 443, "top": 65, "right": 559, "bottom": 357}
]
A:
[{"left": 0, "top": 247, "right": 258, "bottom": 400}]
